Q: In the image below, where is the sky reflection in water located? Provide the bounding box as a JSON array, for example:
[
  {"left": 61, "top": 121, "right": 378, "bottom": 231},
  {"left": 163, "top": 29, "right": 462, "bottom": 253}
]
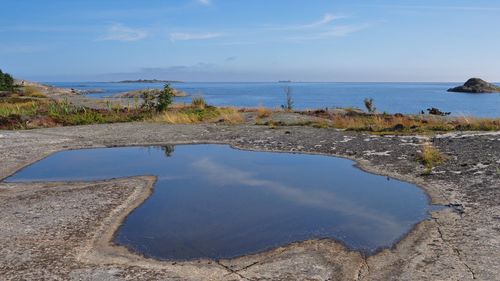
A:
[{"left": 6, "top": 145, "right": 430, "bottom": 260}]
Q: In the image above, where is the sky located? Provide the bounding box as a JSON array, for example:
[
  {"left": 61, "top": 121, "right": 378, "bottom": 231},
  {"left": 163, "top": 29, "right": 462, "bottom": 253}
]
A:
[{"left": 0, "top": 0, "right": 499, "bottom": 82}]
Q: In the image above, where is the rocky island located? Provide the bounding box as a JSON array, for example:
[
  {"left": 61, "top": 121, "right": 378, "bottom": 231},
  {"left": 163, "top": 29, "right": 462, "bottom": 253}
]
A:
[
  {"left": 448, "top": 78, "right": 500, "bottom": 93},
  {"left": 118, "top": 79, "right": 183, "bottom": 83},
  {"left": 113, "top": 88, "right": 188, "bottom": 98}
]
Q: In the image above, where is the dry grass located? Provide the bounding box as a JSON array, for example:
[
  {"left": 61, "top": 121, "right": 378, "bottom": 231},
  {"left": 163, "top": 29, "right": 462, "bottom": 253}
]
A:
[
  {"left": 191, "top": 96, "right": 207, "bottom": 109},
  {"left": 151, "top": 106, "right": 243, "bottom": 125},
  {"left": 328, "top": 114, "right": 500, "bottom": 132},
  {"left": 154, "top": 111, "right": 200, "bottom": 123},
  {"left": 0, "top": 98, "right": 150, "bottom": 129},
  {"left": 453, "top": 116, "right": 500, "bottom": 131},
  {"left": 256, "top": 106, "right": 272, "bottom": 118},
  {"left": 218, "top": 109, "right": 244, "bottom": 124},
  {"left": 21, "top": 85, "right": 48, "bottom": 98},
  {"left": 0, "top": 100, "right": 40, "bottom": 117},
  {"left": 417, "top": 143, "right": 446, "bottom": 174}
]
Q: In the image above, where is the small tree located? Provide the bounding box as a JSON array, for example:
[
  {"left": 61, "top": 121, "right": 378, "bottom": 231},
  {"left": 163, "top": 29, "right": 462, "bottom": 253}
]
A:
[
  {"left": 0, "top": 69, "right": 4, "bottom": 89},
  {"left": 281, "top": 86, "right": 293, "bottom": 111},
  {"left": 156, "top": 83, "right": 174, "bottom": 112},
  {"left": 0, "top": 69, "right": 15, "bottom": 91},
  {"left": 364, "top": 98, "right": 376, "bottom": 113}
]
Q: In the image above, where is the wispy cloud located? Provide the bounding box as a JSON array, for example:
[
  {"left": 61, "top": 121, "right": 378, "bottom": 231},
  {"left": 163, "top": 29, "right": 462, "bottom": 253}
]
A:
[
  {"left": 98, "top": 23, "right": 147, "bottom": 41},
  {"left": 0, "top": 24, "right": 93, "bottom": 33},
  {"left": 213, "top": 41, "right": 257, "bottom": 46},
  {"left": 264, "top": 13, "right": 345, "bottom": 31},
  {"left": 140, "top": 63, "right": 215, "bottom": 73},
  {"left": 197, "top": 0, "right": 211, "bottom": 5},
  {"left": 288, "top": 24, "right": 371, "bottom": 41},
  {"left": 380, "top": 5, "right": 500, "bottom": 12},
  {"left": 225, "top": 56, "right": 237, "bottom": 62},
  {"left": 300, "top": 13, "right": 344, "bottom": 29},
  {"left": 256, "top": 13, "right": 370, "bottom": 42},
  {"left": 191, "top": 157, "right": 405, "bottom": 232},
  {"left": 169, "top": 32, "right": 223, "bottom": 42}
]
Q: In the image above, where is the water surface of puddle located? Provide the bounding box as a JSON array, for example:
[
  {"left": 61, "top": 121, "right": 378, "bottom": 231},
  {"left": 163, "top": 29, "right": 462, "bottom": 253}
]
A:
[{"left": 6, "top": 145, "right": 431, "bottom": 260}]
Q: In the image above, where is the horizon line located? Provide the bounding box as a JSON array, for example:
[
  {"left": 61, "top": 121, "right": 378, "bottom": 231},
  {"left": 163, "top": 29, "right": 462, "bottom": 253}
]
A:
[{"left": 39, "top": 80, "right": 491, "bottom": 84}]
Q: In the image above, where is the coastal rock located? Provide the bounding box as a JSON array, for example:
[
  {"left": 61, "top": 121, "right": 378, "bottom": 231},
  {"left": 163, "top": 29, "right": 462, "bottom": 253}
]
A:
[
  {"left": 114, "top": 88, "right": 188, "bottom": 98},
  {"left": 447, "top": 78, "right": 500, "bottom": 93}
]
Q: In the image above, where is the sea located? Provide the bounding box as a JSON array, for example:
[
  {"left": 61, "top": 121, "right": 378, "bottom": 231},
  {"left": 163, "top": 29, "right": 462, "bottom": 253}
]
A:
[{"left": 47, "top": 82, "right": 499, "bottom": 118}]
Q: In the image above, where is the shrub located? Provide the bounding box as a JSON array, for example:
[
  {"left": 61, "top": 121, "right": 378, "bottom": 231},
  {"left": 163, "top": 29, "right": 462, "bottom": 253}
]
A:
[
  {"left": 141, "top": 91, "right": 156, "bottom": 111},
  {"left": 364, "top": 98, "right": 376, "bottom": 113},
  {"left": 156, "top": 83, "right": 174, "bottom": 112},
  {"left": 0, "top": 69, "right": 15, "bottom": 92}
]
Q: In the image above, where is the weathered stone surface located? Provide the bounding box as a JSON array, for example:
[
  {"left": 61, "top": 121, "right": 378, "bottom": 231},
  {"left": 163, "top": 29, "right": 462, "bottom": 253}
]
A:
[{"left": 0, "top": 123, "right": 498, "bottom": 280}]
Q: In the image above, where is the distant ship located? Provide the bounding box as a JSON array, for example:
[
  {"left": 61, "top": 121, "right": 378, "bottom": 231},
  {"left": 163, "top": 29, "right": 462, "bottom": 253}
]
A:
[{"left": 278, "top": 80, "right": 292, "bottom": 83}]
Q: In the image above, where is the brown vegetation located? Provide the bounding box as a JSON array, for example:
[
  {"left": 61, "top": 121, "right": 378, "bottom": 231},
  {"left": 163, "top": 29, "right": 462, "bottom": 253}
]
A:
[
  {"left": 417, "top": 143, "right": 446, "bottom": 174},
  {"left": 151, "top": 105, "right": 243, "bottom": 125},
  {"left": 301, "top": 110, "right": 500, "bottom": 133}
]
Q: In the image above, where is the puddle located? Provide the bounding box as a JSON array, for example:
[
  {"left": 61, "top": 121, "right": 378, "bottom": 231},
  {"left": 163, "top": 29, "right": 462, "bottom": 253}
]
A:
[{"left": 6, "top": 145, "right": 432, "bottom": 260}]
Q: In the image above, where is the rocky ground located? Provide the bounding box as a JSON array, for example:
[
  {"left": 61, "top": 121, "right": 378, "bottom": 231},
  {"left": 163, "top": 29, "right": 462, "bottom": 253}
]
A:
[{"left": 0, "top": 123, "right": 499, "bottom": 280}]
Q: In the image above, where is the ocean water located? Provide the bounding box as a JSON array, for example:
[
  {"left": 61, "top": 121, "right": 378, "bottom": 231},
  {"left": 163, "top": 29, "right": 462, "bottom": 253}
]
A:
[
  {"left": 6, "top": 145, "right": 431, "bottom": 260},
  {"left": 48, "top": 82, "right": 500, "bottom": 117}
]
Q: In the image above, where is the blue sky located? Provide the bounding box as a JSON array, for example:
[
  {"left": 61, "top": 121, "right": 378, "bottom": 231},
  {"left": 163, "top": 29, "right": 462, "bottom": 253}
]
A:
[{"left": 1, "top": 0, "right": 499, "bottom": 82}]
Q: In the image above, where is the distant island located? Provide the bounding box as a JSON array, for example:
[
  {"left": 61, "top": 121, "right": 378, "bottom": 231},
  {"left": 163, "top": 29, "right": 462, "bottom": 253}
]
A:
[
  {"left": 278, "top": 80, "right": 292, "bottom": 83},
  {"left": 448, "top": 78, "right": 500, "bottom": 93},
  {"left": 117, "top": 79, "right": 183, "bottom": 83}
]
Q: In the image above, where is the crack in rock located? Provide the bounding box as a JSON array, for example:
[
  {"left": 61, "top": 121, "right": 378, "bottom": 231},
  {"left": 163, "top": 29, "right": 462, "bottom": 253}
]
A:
[
  {"left": 216, "top": 260, "right": 249, "bottom": 280},
  {"left": 432, "top": 216, "right": 476, "bottom": 280},
  {"left": 354, "top": 257, "right": 370, "bottom": 281}
]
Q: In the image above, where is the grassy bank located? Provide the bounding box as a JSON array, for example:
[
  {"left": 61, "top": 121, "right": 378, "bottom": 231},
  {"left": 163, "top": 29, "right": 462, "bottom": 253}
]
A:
[
  {"left": 1, "top": 87, "right": 498, "bottom": 132},
  {"left": 325, "top": 113, "right": 500, "bottom": 133},
  {"left": 271, "top": 109, "right": 500, "bottom": 133},
  {"left": 0, "top": 97, "right": 149, "bottom": 129},
  {"left": 0, "top": 94, "right": 244, "bottom": 129}
]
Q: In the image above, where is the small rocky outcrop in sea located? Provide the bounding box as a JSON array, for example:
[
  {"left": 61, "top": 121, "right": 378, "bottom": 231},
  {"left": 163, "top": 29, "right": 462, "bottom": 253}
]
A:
[
  {"left": 447, "top": 78, "right": 500, "bottom": 93},
  {"left": 427, "top": 107, "right": 451, "bottom": 116},
  {"left": 114, "top": 88, "right": 188, "bottom": 98}
]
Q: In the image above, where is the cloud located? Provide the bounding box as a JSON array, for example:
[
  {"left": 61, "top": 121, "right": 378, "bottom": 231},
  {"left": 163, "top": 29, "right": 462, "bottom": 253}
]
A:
[
  {"left": 225, "top": 56, "right": 237, "bottom": 62},
  {"left": 99, "top": 23, "right": 147, "bottom": 41},
  {"left": 376, "top": 4, "right": 500, "bottom": 12},
  {"left": 140, "top": 63, "right": 216, "bottom": 73},
  {"left": 197, "top": 0, "right": 211, "bottom": 5},
  {"left": 288, "top": 24, "right": 371, "bottom": 41},
  {"left": 264, "top": 13, "right": 345, "bottom": 31},
  {"left": 169, "top": 32, "right": 223, "bottom": 42},
  {"left": 213, "top": 41, "right": 257, "bottom": 46},
  {"left": 191, "top": 157, "right": 405, "bottom": 232},
  {"left": 301, "top": 13, "right": 343, "bottom": 29},
  {"left": 0, "top": 24, "right": 91, "bottom": 33}
]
